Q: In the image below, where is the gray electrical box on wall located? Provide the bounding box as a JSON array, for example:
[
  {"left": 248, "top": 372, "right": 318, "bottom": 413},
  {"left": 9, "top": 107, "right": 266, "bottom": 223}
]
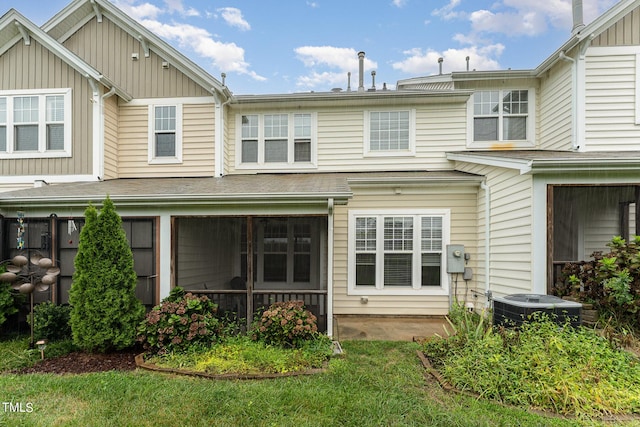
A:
[{"left": 446, "top": 244, "right": 465, "bottom": 273}]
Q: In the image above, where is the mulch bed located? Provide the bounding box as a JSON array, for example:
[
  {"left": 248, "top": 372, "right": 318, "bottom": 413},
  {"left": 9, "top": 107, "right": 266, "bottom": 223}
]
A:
[{"left": 14, "top": 350, "right": 138, "bottom": 375}]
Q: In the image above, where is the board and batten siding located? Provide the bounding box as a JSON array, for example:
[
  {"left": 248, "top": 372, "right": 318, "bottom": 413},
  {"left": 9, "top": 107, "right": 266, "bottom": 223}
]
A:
[
  {"left": 103, "top": 95, "right": 119, "bottom": 179},
  {"left": 0, "top": 39, "right": 93, "bottom": 176},
  {"left": 583, "top": 48, "right": 640, "bottom": 151},
  {"left": 591, "top": 6, "right": 640, "bottom": 47},
  {"left": 62, "top": 17, "right": 211, "bottom": 99},
  {"left": 117, "top": 103, "right": 215, "bottom": 178},
  {"left": 225, "top": 102, "right": 467, "bottom": 174},
  {"left": 453, "top": 162, "right": 535, "bottom": 297},
  {"left": 539, "top": 58, "right": 573, "bottom": 150},
  {"left": 332, "top": 184, "right": 478, "bottom": 316}
]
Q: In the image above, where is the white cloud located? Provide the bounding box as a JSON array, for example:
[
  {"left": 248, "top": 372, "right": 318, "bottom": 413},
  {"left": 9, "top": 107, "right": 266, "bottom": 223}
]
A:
[
  {"left": 392, "top": 0, "right": 408, "bottom": 8},
  {"left": 163, "top": 0, "right": 198, "bottom": 17},
  {"left": 306, "top": 1, "right": 319, "bottom": 8},
  {"left": 294, "top": 46, "right": 378, "bottom": 90},
  {"left": 431, "top": 0, "right": 462, "bottom": 20},
  {"left": 217, "top": 7, "right": 251, "bottom": 31},
  {"left": 392, "top": 45, "right": 504, "bottom": 75}
]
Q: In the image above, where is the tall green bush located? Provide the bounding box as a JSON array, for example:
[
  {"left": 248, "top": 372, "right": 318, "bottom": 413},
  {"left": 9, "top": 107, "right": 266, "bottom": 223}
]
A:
[{"left": 69, "top": 196, "right": 145, "bottom": 352}]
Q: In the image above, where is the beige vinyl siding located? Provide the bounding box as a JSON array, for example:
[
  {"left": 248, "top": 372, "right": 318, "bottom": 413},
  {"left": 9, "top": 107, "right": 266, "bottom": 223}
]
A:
[
  {"left": 103, "top": 95, "right": 119, "bottom": 179},
  {"left": 226, "top": 102, "right": 466, "bottom": 173},
  {"left": 592, "top": 6, "right": 640, "bottom": 47},
  {"left": 539, "top": 58, "right": 573, "bottom": 150},
  {"left": 332, "top": 184, "right": 478, "bottom": 316},
  {"left": 0, "top": 39, "right": 93, "bottom": 176},
  {"left": 454, "top": 162, "right": 534, "bottom": 297},
  {"left": 584, "top": 51, "right": 639, "bottom": 151},
  {"left": 62, "top": 17, "right": 210, "bottom": 99},
  {"left": 117, "top": 103, "right": 215, "bottom": 178}
]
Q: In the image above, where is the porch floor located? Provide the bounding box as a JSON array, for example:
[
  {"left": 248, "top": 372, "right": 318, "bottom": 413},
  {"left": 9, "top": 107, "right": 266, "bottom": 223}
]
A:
[{"left": 333, "top": 316, "right": 448, "bottom": 341}]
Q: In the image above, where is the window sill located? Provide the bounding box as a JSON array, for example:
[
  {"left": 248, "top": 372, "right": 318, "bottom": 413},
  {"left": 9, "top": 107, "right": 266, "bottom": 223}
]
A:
[
  {"left": 364, "top": 150, "right": 416, "bottom": 158},
  {"left": 0, "top": 151, "right": 71, "bottom": 159},
  {"left": 466, "top": 140, "right": 535, "bottom": 150},
  {"left": 236, "top": 162, "right": 317, "bottom": 170},
  {"left": 347, "top": 286, "right": 449, "bottom": 296},
  {"left": 149, "top": 157, "right": 183, "bottom": 165}
]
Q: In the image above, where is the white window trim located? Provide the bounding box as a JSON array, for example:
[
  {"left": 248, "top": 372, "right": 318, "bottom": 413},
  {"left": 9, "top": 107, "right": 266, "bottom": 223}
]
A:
[
  {"left": 148, "top": 103, "right": 183, "bottom": 164},
  {"left": 235, "top": 112, "right": 317, "bottom": 170},
  {"left": 0, "top": 88, "right": 72, "bottom": 159},
  {"left": 347, "top": 208, "right": 450, "bottom": 296},
  {"left": 363, "top": 109, "right": 416, "bottom": 157},
  {"left": 636, "top": 53, "right": 640, "bottom": 125},
  {"left": 466, "top": 88, "right": 536, "bottom": 149}
]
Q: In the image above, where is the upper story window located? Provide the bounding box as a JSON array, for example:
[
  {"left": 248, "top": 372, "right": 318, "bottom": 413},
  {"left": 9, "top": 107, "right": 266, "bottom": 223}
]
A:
[
  {"left": 364, "top": 109, "right": 415, "bottom": 156},
  {"left": 468, "top": 89, "right": 535, "bottom": 148},
  {"left": 0, "top": 89, "right": 72, "bottom": 158},
  {"left": 237, "top": 112, "right": 316, "bottom": 169},
  {"left": 348, "top": 209, "right": 450, "bottom": 296},
  {"left": 148, "top": 104, "right": 182, "bottom": 164}
]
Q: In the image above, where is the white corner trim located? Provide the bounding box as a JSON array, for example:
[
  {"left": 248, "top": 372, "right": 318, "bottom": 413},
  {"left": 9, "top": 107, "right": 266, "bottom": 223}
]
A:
[{"left": 636, "top": 53, "right": 640, "bottom": 125}]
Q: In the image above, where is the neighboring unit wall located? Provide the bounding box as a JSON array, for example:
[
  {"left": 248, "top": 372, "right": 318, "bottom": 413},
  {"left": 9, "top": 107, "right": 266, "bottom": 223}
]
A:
[
  {"left": 0, "top": 40, "right": 94, "bottom": 176},
  {"left": 539, "top": 58, "right": 573, "bottom": 150},
  {"left": 103, "top": 94, "right": 119, "bottom": 179},
  {"left": 117, "top": 102, "right": 215, "bottom": 178},
  {"left": 62, "top": 17, "right": 210, "bottom": 99},
  {"left": 583, "top": 46, "right": 640, "bottom": 151},
  {"left": 332, "top": 183, "right": 478, "bottom": 316},
  {"left": 454, "top": 162, "right": 535, "bottom": 297}
]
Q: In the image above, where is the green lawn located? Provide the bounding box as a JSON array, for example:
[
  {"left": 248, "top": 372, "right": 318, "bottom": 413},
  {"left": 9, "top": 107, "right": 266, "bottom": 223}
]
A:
[{"left": 0, "top": 340, "right": 617, "bottom": 427}]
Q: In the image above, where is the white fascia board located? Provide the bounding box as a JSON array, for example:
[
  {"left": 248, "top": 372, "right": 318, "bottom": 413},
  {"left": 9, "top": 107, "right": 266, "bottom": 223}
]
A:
[{"left": 446, "top": 152, "right": 533, "bottom": 174}]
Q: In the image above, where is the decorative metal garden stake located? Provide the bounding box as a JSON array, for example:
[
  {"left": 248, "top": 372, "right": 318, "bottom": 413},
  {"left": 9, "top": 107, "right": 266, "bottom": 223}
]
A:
[{"left": 0, "top": 253, "right": 60, "bottom": 348}]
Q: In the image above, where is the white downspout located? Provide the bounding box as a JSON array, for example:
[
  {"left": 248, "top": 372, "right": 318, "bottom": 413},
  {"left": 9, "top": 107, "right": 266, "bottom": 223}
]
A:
[
  {"left": 213, "top": 90, "right": 232, "bottom": 178},
  {"left": 480, "top": 180, "right": 491, "bottom": 306},
  {"left": 326, "top": 198, "right": 334, "bottom": 337}
]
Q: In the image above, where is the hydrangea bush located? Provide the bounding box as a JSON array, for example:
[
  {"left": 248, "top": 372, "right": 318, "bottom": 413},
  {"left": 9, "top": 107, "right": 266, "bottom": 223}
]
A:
[
  {"left": 251, "top": 300, "right": 319, "bottom": 348},
  {"left": 137, "top": 288, "right": 221, "bottom": 354}
]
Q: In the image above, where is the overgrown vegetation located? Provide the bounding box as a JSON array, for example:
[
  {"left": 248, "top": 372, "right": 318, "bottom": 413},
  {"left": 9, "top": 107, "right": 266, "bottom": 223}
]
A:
[
  {"left": 555, "top": 235, "right": 640, "bottom": 332},
  {"left": 0, "top": 339, "right": 582, "bottom": 427},
  {"left": 69, "top": 196, "right": 145, "bottom": 352},
  {"left": 423, "top": 303, "right": 640, "bottom": 418}
]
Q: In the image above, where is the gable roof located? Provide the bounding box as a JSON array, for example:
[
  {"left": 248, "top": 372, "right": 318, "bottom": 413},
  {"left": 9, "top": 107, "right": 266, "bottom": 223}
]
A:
[
  {"left": 397, "top": 0, "right": 640, "bottom": 88},
  {"left": 0, "top": 8, "right": 131, "bottom": 101},
  {"left": 42, "top": 0, "right": 231, "bottom": 100}
]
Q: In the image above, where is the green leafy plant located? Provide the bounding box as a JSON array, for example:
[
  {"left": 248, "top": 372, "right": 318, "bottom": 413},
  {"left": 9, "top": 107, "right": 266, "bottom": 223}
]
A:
[
  {"left": 251, "top": 300, "right": 319, "bottom": 348},
  {"left": 0, "top": 265, "right": 24, "bottom": 330},
  {"left": 555, "top": 235, "right": 640, "bottom": 331},
  {"left": 28, "top": 301, "right": 72, "bottom": 341},
  {"left": 137, "top": 288, "right": 221, "bottom": 354},
  {"left": 69, "top": 196, "right": 145, "bottom": 352}
]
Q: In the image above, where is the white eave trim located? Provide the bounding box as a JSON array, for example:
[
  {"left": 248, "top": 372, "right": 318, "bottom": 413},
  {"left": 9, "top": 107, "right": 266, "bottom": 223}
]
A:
[{"left": 446, "top": 152, "right": 534, "bottom": 174}]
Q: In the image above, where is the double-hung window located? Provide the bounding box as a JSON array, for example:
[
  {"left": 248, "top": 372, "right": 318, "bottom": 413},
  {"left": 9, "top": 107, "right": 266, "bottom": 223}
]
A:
[
  {"left": 148, "top": 104, "right": 182, "bottom": 163},
  {"left": 469, "top": 89, "right": 534, "bottom": 147},
  {"left": 348, "top": 210, "right": 449, "bottom": 295},
  {"left": 238, "top": 112, "right": 315, "bottom": 168},
  {"left": 364, "top": 109, "right": 415, "bottom": 156},
  {"left": 0, "top": 89, "right": 72, "bottom": 158}
]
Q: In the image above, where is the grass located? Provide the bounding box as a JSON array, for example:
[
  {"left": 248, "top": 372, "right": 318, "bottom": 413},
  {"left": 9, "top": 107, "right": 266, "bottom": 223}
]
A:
[{"left": 0, "top": 337, "right": 607, "bottom": 427}]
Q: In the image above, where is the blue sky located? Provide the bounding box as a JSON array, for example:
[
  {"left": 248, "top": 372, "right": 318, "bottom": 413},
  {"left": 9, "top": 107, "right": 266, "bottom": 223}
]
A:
[{"left": 6, "top": 0, "right": 619, "bottom": 94}]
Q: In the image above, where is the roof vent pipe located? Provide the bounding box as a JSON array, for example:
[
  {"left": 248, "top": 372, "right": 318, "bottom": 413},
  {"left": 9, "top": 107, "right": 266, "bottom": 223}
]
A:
[
  {"left": 221, "top": 73, "right": 226, "bottom": 86},
  {"left": 358, "top": 51, "right": 365, "bottom": 92},
  {"left": 438, "top": 57, "right": 443, "bottom": 75},
  {"left": 572, "top": 0, "right": 585, "bottom": 34},
  {"left": 347, "top": 72, "right": 352, "bottom": 92},
  {"left": 466, "top": 56, "right": 470, "bottom": 71},
  {"left": 370, "top": 70, "right": 376, "bottom": 90}
]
